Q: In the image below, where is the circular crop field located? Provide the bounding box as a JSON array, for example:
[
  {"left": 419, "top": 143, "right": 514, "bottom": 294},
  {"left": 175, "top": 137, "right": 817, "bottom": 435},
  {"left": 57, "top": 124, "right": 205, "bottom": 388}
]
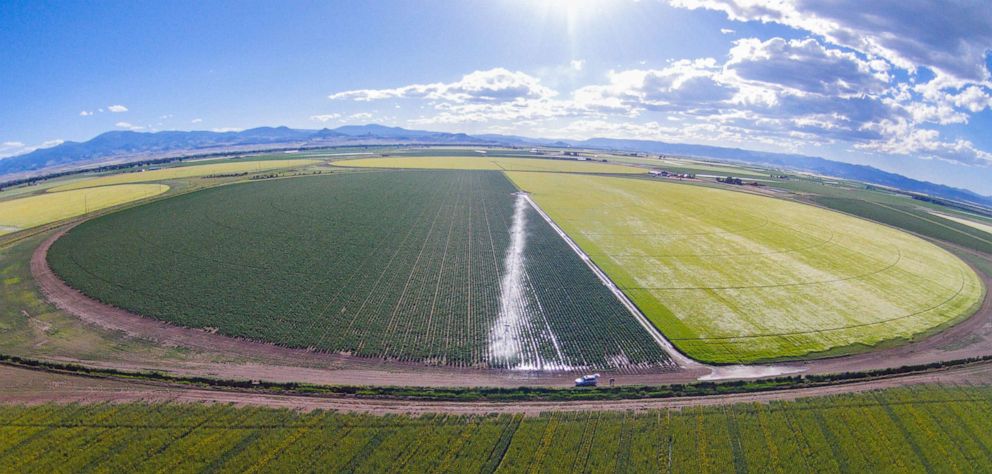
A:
[
  {"left": 46, "top": 170, "right": 676, "bottom": 371},
  {"left": 43, "top": 160, "right": 988, "bottom": 367},
  {"left": 506, "top": 172, "right": 987, "bottom": 363}
]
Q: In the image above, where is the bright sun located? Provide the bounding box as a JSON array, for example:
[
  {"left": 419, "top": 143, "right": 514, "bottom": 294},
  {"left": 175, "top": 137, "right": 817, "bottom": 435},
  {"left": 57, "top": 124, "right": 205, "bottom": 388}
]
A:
[{"left": 530, "top": 0, "right": 624, "bottom": 38}]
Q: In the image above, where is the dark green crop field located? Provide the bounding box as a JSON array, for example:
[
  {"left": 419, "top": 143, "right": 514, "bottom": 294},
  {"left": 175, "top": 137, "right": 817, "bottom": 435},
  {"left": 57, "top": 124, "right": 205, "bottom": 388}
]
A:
[
  {"left": 3, "top": 385, "right": 992, "bottom": 472},
  {"left": 48, "top": 170, "right": 672, "bottom": 370}
]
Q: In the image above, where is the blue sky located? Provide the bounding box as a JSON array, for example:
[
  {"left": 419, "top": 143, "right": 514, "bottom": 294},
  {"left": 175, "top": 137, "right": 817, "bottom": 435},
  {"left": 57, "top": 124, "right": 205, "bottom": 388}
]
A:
[{"left": 1, "top": 0, "right": 991, "bottom": 194}]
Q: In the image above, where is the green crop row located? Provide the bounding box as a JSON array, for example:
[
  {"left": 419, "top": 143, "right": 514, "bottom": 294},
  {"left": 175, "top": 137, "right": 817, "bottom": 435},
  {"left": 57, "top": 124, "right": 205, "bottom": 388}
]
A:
[
  {"left": 3, "top": 385, "right": 992, "bottom": 472},
  {"left": 47, "top": 170, "right": 672, "bottom": 370}
]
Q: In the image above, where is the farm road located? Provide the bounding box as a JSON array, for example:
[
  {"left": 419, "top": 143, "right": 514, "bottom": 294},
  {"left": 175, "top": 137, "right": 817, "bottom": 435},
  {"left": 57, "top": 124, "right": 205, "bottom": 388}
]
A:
[{"left": 2, "top": 361, "right": 992, "bottom": 415}]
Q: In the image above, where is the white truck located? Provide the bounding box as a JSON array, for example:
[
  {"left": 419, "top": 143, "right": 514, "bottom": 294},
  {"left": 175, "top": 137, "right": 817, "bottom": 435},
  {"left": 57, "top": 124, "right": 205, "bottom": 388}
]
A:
[{"left": 574, "top": 374, "right": 600, "bottom": 387}]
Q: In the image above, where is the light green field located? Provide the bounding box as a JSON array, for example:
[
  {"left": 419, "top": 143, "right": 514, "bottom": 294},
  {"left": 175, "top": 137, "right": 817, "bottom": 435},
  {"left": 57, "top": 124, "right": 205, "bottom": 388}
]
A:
[
  {"left": 49, "top": 159, "right": 321, "bottom": 192},
  {"left": 508, "top": 172, "right": 985, "bottom": 363},
  {"left": 335, "top": 156, "right": 644, "bottom": 174},
  {"left": 3, "top": 386, "right": 992, "bottom": 472},
  {"left": 0, "top": 184, "right": 169, "bottom": 235},
  {"left": 928, "top": 210, "right": 992, "bottom": 236},
  {"left": 0, "top": 177, "right": 93, "bottom": 200},
  {"left": 604, "top": 155, "right": 769, "bottom": 177}
]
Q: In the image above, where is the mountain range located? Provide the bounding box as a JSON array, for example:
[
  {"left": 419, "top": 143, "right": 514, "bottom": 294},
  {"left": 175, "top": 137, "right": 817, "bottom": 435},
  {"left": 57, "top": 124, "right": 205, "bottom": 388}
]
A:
[{"left": 2, "top": 124, "right": 989, "bottom": 207}]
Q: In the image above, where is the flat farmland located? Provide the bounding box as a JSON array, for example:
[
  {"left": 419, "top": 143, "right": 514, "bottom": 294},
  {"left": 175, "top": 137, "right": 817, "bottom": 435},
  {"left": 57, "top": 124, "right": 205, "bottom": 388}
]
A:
[
  {"left": 604, "top": 155, "right": 770, "bottom": 177},
  {"left": 930, "top": 211, "right": 992, "bottom": 235},
  {"left": 48, "top": 159, "right": 320, "bottom": 192},
  {"left": 3, "top": 386, "right": 992, "bottom": 472},
  {"left": 335, "top": 156, "right": 644, "bottom": 174},
  {"left": 48, "top": 170, "right": 673, "bottom": 371},
  {"left": 0, "top": 184, "right": 169, "bottom": 236},
  {"left": 813, "top": 197, "right": 991, "bottom": 254},
  {"left": 508, "top": 172, "right": 985, "bottom": 363}
]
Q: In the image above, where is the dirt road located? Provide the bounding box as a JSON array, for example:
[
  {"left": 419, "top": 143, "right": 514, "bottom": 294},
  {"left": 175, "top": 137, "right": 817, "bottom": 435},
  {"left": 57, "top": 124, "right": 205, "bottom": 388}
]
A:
[{"left": 2, "top": 362, "right": 990, "bottom": 415}]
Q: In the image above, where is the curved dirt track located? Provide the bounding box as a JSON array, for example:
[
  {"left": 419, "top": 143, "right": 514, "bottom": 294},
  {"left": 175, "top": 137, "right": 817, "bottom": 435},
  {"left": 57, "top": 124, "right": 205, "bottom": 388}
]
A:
[
  {"left": 3, "top": 361, "right": 992, "bottom": 415},
  {"left": 30, "top": 221, "right": 992, "bottom": 389}
]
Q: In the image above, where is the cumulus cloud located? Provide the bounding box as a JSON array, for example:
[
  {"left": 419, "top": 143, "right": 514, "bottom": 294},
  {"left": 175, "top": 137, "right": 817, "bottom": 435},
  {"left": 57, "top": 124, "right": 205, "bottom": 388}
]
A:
[
  {"left": 669, "top": 0, "right": 992, "bottom": 82},
  {"left": 328, "top": 47, "right": 992, "bottom": 167},
  {"left": 858, "top": 118, "right": 992, "bottom": 165},
  {"left": 309, "top": 113, "right": 342, "bottom": 122},
  {"left": 107, "top": 104, "right": 129, "bottom": 113},
  {"left": 329, "top": 68, "right": 557, "bottom": 103},
  {"left": 570, "top": 59, "right": 586, "bottom": 71},
  {"left": 720, "top": 28, "right": 735, "bottom": 34},
  {"left": 115, "top": 121, "right": 144, "bottom": 131},
  {"left": 726, "top": 38, "right": 890, "bottom": 97},
  {"left": 0, "top": 139, "right": 63, "bottom": 159},
  {"left": 191, "top": 118, "right": 203, "bottom": 124},
  {"left": 573, "top": 58, "right": 736, "bottom": 114},
  {"left": 79, "top": 110, "right": 93, "bottom": 117},
  {"left": 949, "top": 86, "right": 992, "bottom": 113},
  {"left": 410, "top": 99, "right": 570, "bottom": 125}
]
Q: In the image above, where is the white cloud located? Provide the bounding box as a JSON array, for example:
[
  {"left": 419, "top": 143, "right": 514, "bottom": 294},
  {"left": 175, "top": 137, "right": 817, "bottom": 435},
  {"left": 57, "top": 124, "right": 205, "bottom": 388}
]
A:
[
  {"left": 726, "top": 38, "right": 890, "bottom": 97},
  {"left": 950, "top": 86, "right": 992, "bottom": 113},
  {"left": 570, "top": 59, "right": 586, "bottom": 71},
  {"left": 669, "top": 0, "right": 992, "bottom": 82},
  {"left": 115, "top": 121, "right": 144, "bottom": 131},
  {"left": 858, "top": 118, "right": 992, "bottom": 165},
  {"left": 79, "top": 110, "right": 93, "bottom": 117},
  {"left": 191, "top": 118, "right": 203, "bottom": 124},
  {"left": 333, "top": 69, "right": 578, "bottom": 126},
  {"left": 331, "top": 56, "right": 992, "bottom": 168},
  {"left": 720, "top": 28, "right": 735, "bottom": 34},
  {"left": 572, "top": 58, "right": 736, "bottom": 114},
  {"left": 108, "top": 104, "right": 129, "bottom": 113},
  {"left": 329, "top": 68, "right": 557, "bottom": 103},
  {"left": 212, "top": 127, "right": 242, "bottom": 133},
  {"left": 309, "top": 113, "right": 342, "bottom": 122},
  {"left": 348, "top": 112, "right": 374, "bottom": 121},
  {"left": 0, "top": 139, "right": 63, "bottom": 159},
  {"left": 410, "top": 96, "right": 576, "bottom": 125}
]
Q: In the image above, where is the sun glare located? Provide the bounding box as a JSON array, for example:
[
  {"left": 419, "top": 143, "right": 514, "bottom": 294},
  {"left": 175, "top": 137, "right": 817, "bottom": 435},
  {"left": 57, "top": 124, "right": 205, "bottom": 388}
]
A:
[{"left": 528, "top": 0, "right": 626, "bottom": 48}]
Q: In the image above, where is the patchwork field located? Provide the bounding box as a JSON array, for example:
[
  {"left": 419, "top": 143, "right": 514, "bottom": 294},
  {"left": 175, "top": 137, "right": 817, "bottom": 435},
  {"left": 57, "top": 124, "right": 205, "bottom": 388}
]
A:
[
  {"left": 48, "top": 170, "right": 673, "bottom": 370},
  {"left": 508, "top": 172, "right": 985, "bottom": 363},
  {"left": 605, "top": 155, "right": 770, "bottom": 177},
  {"left": 48, "top": 159, "right": 320, "bottom": 192},
  {"left": 813, "top": 197, "right": 992, "bottom": 255},
  {"left": 335, "top": 156, "right": 644, "bottom": 174},
  {"left": 2, "top": 385, "right": 991, "bottom": 472},
  {"left": 0, "top": 184, "right": 168, "bottom": 236},
  {"left": 928, "top": 211, "right": 992, "bottom": 236}
]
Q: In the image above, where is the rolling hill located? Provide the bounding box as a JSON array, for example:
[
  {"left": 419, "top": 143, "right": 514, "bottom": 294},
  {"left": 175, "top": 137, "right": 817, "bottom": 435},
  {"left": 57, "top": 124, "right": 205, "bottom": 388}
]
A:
[{"left": 1, "top": 125, "right": 989, "bottom": 207}]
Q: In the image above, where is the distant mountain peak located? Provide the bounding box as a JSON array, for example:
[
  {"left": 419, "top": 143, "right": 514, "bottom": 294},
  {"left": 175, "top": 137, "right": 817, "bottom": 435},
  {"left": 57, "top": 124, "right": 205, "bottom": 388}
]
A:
[
  {"left": 0, "top": 124, "right": 491, "bottom": 179},
  {"left": 1, "top": 124, "right": 987, "bottom": 206}
]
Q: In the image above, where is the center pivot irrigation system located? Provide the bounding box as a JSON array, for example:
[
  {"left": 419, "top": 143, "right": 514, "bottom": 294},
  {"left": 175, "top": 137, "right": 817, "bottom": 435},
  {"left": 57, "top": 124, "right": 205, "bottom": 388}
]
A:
[{"left": 519, "top": 191, "right": 805, "bottom": 381}]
